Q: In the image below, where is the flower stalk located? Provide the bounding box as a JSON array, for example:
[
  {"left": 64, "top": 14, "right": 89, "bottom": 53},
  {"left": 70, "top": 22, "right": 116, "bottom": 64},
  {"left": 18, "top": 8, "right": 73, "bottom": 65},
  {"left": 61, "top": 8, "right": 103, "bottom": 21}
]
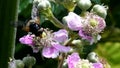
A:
[
  {"left": 0, "top": 0, "right": 19, "bottom": 68},
  {"left": 57, "top": 53, "right": 66, "bottom": 68},
  {"left": 57, "top": 35, "right": 78, "bottom": 68},
  {"left": 42, "top": 8, "right": 66, "bottom": 29},
  {"left": 48, "top": 11, "right": 65, "bottom": 29}
]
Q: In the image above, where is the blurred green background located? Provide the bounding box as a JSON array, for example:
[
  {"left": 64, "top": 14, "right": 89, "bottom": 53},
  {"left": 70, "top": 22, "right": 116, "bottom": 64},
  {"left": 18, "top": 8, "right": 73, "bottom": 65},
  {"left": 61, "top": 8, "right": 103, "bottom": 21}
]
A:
[{"left": 15, "top": 0, "right": 120, "bottom": 68}]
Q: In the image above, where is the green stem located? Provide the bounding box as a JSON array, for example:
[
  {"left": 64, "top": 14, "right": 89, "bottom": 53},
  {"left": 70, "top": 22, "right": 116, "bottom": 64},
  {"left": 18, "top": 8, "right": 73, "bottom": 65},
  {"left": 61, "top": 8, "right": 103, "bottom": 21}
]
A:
[
  {"left": 0, "top": 0, "right": 19, "bottom": 68},
  {"left": 57, "top": 36, "right": 77, "bottom": 68},
  {"left": 42, "top": 8, "right": 66, "bottom": 29},
  {"left": 108, "top": 10, "right": 116, "bottom": 27},
  {"left": 80, "top": 11, "right": 87, "bottom": 17},
  {"left": 28, "top": 66, "right": 32, "bottom": 68},
  {"left": 63, "top": 3, "right": 76, "bottom": 12},
  {"left": 49, "top": 14, "right": 65, "bottom": 29},
  {"left": 57, "top": 53, "right": 66, "bottom": 68}
]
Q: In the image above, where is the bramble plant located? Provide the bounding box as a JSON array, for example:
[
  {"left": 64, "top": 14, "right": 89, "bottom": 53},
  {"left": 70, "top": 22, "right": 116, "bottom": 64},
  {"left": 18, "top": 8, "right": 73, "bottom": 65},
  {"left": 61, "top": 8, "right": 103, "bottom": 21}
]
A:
[{"left": 9, "top": 0, "right": 110, "bottom": 68}]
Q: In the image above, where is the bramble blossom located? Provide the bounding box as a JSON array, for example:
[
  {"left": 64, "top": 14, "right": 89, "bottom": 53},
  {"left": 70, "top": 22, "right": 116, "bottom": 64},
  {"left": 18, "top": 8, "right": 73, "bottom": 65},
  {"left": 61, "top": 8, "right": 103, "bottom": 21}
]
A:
[
  {"left": 41, "top": 29, "right": 70, "bottom": 58},
  {"left": 63, "top": 12, "right": 83, "bottom": 31},
  {"left": 63, "top": 12, "right": 106, "bottom": 44},
  {"left": 78, "top": 12, "right": 106, "bottom": 44},
  {"left": 67, "top": 53, "right": 81, "bottom": 68},
  {"left": 53, "top": 29, "right": 68, "bottom": 43},
  {"left": 67, "top": 52, "right": 103, "bottom": 68},
  {"left": 19, "top": 34, "right": 35, "bottom": 46},
  {"left": 19, "top": 29, "right": 71, "bottom": 58},
  {"left": 93, "top": 63, "right": 103, "bottom": 68},
  {"left": 42, "top": 42, "right": 70, "bottom": 58}
]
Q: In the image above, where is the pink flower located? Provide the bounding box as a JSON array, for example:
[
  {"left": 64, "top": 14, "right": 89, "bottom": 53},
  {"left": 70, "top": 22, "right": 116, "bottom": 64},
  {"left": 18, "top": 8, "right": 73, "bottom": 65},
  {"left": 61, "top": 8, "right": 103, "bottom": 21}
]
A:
[
  {"left": 63, "top": 12, "right": 106, "bottom": 44},
  {"left": 31, "top": 46, "right": 40, "bottom": 53},
  {"left": 79, "top": 29, "right": 93, "bottom": 41},
  {"left": 41, "top": 29, "right": 71, "bottom": 58},
  {"left": 78, "top": 13, "right": 105, "bottom": 44},
  {"left": 19, "top": 34, "right": 34, "bottom": 46},
  {"left": 67, "top": 52, "right": 103, "bottom": 68},
  {"left": 53, "top": 29, "right": 68, "bottom": 43},
  {"left": 93, "top": 63, "right": 103, "bottom": 68},
  {"left": 63, "top": 12, "right": 83, "bottom": 31},
  {"left": 42, "top": 42, "right": 71, "bottom": 58},
  {"left": 20, "top": 29, "right": 71, "bottom": 58},
  {"left": 42, "top": 46, "right": 59, "bottom": 58},
  {"left": 67, "top": 53, "right": 80, "bottom": 68}
]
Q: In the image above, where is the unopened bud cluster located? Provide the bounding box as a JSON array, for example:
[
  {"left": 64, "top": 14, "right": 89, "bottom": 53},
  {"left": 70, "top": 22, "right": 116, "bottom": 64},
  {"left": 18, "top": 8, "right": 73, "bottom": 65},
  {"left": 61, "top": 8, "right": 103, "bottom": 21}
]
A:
[
  {"left": 33, "top": 0, "right": 51, "bottom": 11},
  {"left": 8, "top": 55, "right": 36, "bottom": 68}
]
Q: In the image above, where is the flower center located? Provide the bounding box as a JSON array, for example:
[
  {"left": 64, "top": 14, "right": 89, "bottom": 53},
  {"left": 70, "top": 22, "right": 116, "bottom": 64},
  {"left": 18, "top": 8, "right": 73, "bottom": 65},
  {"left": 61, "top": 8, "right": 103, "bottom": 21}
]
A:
[
  {"left": 90, "top": 19, "right": 98, "bottom": 27},
  {"left": 33, "top": 28, "right": 55, "bottom": 47}
]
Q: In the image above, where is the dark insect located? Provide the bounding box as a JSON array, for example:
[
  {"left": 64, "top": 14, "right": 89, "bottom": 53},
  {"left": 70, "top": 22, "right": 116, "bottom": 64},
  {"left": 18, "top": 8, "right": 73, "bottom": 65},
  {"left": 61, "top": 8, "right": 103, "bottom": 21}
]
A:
[
  {"left": 10, "top": 2, "right": 44, "bottom": 36},
  {"left": 23, "top": 17, "right": 43, "bottom": 36},
  {"left": 22, "top": 2, "right": 44, "bottom": 37}
]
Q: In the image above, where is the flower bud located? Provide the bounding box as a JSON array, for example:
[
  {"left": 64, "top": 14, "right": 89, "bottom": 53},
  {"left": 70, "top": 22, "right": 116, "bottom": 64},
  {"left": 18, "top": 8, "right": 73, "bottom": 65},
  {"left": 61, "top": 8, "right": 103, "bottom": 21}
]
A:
[
  {"left": 37, "top": 0, "right": 51, "bottom": 11},
  {"left": 22, "top": 55, "right": 36, "bottom": 67},
  {"left": 77, "top": 0, "right": 92, "bottom": 11},
  {"left": 72, "top": 39, "right": 81, "bottom": 46},
  {"left": 87, "top": 52, "right": 99, "bottom": 63},
  {"left": 91, "top": 4, "right": 108, "bottom": 18},
  {"left": 15, "top": 60, "right": 25, "bottom": 68},
  {"left": 55, "top": 0, "right": 77, "bottom": 11},
  {"left": 33, "top": 0, "right": 39, "bottom": 5},
  {"left": 81, "top": 60, "right": 91, "bottom": 68},
  {"left": 76, "top": 59, "right": 93, "bottom": 68},
  {"left": 9, "top": 59, "right": 25, "bottom": 68}
]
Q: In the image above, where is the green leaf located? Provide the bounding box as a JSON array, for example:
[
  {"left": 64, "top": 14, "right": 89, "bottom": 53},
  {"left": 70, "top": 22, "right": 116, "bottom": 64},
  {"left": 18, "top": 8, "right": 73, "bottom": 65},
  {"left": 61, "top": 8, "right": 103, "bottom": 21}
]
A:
[
  {"left": 19, "top": 0, "right": 33, "bottom": 13},
  {"left": 91, "top": 0, "right": 101, "bottom": 4},
  {"left": 95, "top": 42, "right": 120, "bottom": 68},
  {"left": 15, "top": 43, "right": 26, "bottom": 53}
]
